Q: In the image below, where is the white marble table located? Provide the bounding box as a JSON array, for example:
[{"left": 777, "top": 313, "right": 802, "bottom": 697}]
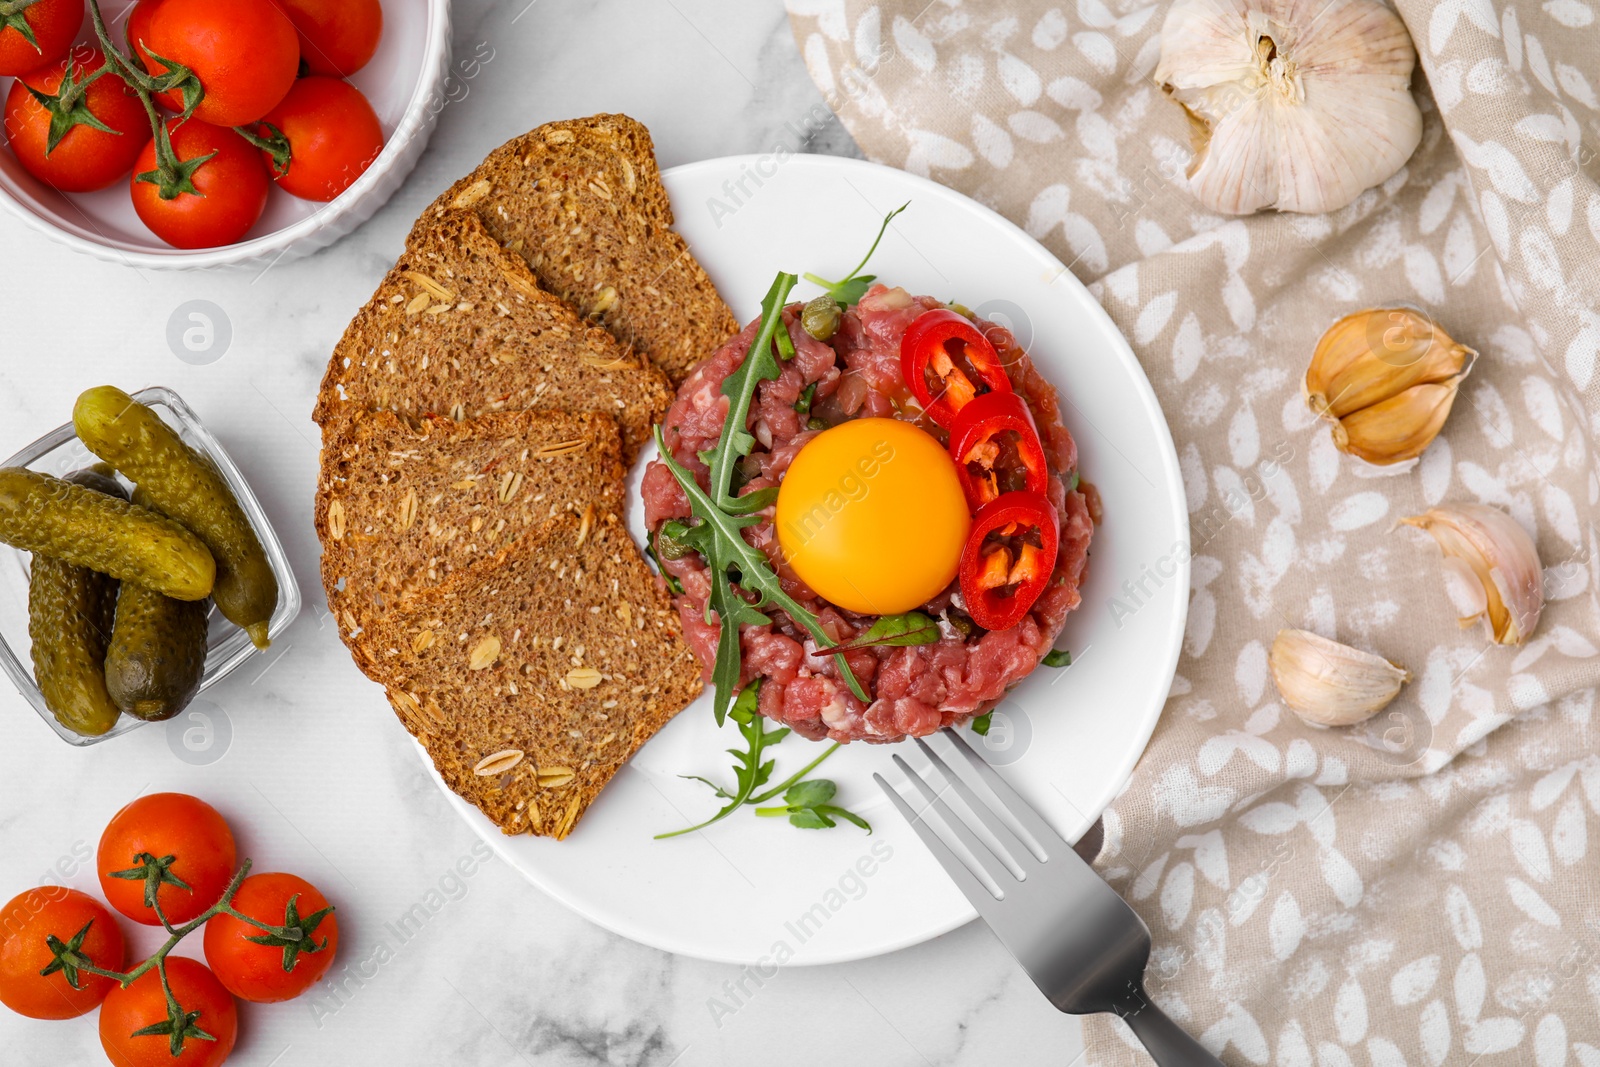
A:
[{"left": 0, "top": 2, "right": 1085, "bottom": 1063}]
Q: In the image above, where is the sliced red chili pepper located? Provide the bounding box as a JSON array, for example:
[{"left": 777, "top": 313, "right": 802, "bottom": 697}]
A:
[
  {"left": 958, "top": 490, "right": 1059, "bottom": 632},
  {"left": 947, "top": 390, "right": 1049, "bottom": 510},
  {"left": 900, "top": 309, "right": 1012, "bottom": 427}
]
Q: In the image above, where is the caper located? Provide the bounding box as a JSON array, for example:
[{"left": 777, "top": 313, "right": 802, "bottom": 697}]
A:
[
  {"left": 800, "top": 295, "right": 841, "bottom": 340},
  {"left": 944, "top": 608, "right": 982, "bottom": 639},
  {"left": 656, "top": 520, "right": 699, "bottom": 561}
]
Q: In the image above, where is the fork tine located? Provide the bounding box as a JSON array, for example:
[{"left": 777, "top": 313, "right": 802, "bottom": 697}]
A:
[
  {"left": 943, "top": 729, "right": 1071, "bottom": 855},
  {"left": 890, "top": 753, "right": 1024, "bottom": 886},
  {"left": 873, "top": 772, "right": 999, "bottom": 906},
  {"left": 913, "top": 736, "right": 1042, "bottom": 868}
]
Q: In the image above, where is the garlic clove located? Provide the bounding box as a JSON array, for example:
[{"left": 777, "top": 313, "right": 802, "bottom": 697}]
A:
[
  {"left": 1269, "top": 628, "right": 1410, "bottom": 726},
  {"left": 1305, "top": 307, "right": 1475, "bottom": 466},
  {"left": 1155, "top": 0, "right": 1423, "bottom": 215},
  {"left": 1399, "top": 504, "right": 1544, "bottom": 645},
  {"left": 1306, "top": 308, "right": 1474, "bottom": 419},
  {"left": 1333, "top": 377, "right": 1462, "bottom": 465}
]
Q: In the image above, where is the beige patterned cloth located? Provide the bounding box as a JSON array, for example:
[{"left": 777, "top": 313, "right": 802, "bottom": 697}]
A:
[{"left": 787, "top": 1, "right": 1600, "bottom": 1062}]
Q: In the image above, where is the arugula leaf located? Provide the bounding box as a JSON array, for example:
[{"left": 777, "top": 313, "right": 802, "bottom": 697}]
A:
[
  {"left": 656, "top": 682, "right": 789, "bottom": 839},
  {"left": 784, "top": 778, "right": 837, "bottom": 807},
  {"left": 1043, "top": 648, "right": 1072, "bottom": 667},
  {"left": 802, "top": 202, "right": 909, "bottom": 307},
  {"left": 755, "top": 778, "right": 872, "bottom": 832},
  {"left": 654, "top": 425, "right": 868, "bottom": 719},
  {"left": 663, "top": 707, "right": 868, "bottom": 836},
  {"left": 970, "top": 712, "right": 993, "bottom": 736},
  {"left": 704, "top": 273, "right": 796, "bottom": 511},
  {"left": 723, "top": 486, "right": 779, "bottom": 516},
  {"left": 830, "top": 612, "right": 941, "bottom": 653},
  {"left": 661, "top": 497, "right": 769, "bottom": 725}
]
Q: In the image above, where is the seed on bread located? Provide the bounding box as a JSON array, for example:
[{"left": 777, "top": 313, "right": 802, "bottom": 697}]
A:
[
  {"left": 534, "top": 439, "right": 588, "bottom": 459},
  {"left": 405, "top": 292, "right": 432, "bottom": 315},
  {"left": 536, "top": 767, "right": 575, "bottom": 788},
  {"left": 403, "top": 272, "right": 454, "bottom": 301},
  {"left": 451, "top": 179, "right": 493, "bottom": 209},
  {"left": 398, "top": 489, "right": 419, "bottom": 531},
  {"left": 496, "top": 470, "right": 524, "bottom": 504},
  {"left": 327, "top": 499, "right": 346, "bottom": 540},
  {"left": 566, "top": 666, "right": 602, "bottom": 689},
  {"left": 576, "top": 503, "right": 595, "bottom": 547},
  {"left": 469, "top": 635, "right": 502, "bottom": 670},
  {"left": 474, "top": 749, "right": 523, "bottom": 776}
]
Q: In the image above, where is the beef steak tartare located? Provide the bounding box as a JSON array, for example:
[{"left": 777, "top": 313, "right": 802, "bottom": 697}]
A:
[{"left": 642, "top": 284, "right": 1094, "bottom": 743}]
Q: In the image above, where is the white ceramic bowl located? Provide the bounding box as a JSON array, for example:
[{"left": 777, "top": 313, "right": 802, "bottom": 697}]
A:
[{"left": 0, "top": 0, "right": 452, "bottom": 269}]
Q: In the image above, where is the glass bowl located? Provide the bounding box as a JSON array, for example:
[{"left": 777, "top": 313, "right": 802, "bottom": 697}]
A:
[{"left": 0, "top": 387, "right": 301, "bottom": 746}]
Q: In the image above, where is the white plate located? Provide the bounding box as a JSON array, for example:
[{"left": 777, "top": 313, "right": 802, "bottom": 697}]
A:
[{"left": 418, "top": 155, "right": 1189, "bottom": 965}]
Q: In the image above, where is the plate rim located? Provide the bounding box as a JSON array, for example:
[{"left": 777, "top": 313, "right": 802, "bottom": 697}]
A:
[{"left": 415, "top": 152, "right": 1190, "bottom": 965}]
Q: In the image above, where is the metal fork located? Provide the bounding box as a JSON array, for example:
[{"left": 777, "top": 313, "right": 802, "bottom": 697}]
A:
[{"left": 876, "top": 730, "right": 1223, "bottom": 1067}]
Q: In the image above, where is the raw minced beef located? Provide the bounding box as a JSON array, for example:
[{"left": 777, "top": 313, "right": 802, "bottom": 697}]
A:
[{"left": 641, "top": 285, "right": 1094, "bottom": 743}]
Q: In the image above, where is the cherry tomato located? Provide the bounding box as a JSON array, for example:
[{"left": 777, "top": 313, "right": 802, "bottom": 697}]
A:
[
  {"left": 99, "top": 957, "right": 236, "bottom": 1067},
  {"left": 203, "top": 873, "right": 338, "bottom": 1003},
  {"left": 130, "top": 120, "right": 269, "bottom": 249},
  {"left": 145, "top": 0, "right": 298, "bottom": 126},
  {"left": 97, "top": 793, "right": 238, "bottom": 925},
  {"left": 957, "top": 490, "right": 1059, "bottom": 632},
  {"left": 269, "top": 0, "right": 382, "bottom": 77},
  {"left": 0, "top": 0, "right": 82, "bottom": 77},
  {"left": 258, "top": 75, "right": 383, "bottom": 202},
  {"left": 5, "top": 47, "right": 153, "bottom": 193},
  {"left": 947, "top": 390, "right": 1050, "bottom": 510},
  {"left": 900, "top": 308, "right": 1012, "bottom": 428},
  {"left": 0, "top": 887, "right": 126, "bottom": 1020}
]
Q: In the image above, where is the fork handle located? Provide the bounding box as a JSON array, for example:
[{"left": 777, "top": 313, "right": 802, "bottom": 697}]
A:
[{"left": 1118, "top": 997, "right": 1224, "bottom": 1067}]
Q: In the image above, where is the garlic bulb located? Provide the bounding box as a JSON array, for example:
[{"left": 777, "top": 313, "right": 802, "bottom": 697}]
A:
[
  {"left": 1270, "top": 629, "right": 1409, "bottom": 726},
  {"left": 1154, "top": 0, "right": 1423, "bottom": 215},
  {"left": 1306, "top": 308, "right": 1475, "bottom": 465},
  {"left": 1400, "top": 505, "right": 1544, "bottom": 645}
]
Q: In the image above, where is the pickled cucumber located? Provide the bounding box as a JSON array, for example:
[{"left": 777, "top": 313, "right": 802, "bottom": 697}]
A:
[
  {"left": 69, "top": 463, "right": 124, "bottom": 499},
  {"left": 74, "top": 387, "right": 277, "bottom": 649},
  {"left": 0, "top": 467, "right": 215, "bottom": 600},
  {"left": 27, "top": 468, "right": 127, "bottom": 737},
  {"left": 105, "top": 581, "right": 209, "bottom": 722}
]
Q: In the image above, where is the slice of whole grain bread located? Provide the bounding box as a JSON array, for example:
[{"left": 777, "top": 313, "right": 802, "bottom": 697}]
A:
[
  {"left": 369, "top": 511, "right": 702, "bottom": 839},
  {"left": 314, "top": 209, "right": 672, "bottom": 463},
  {"left": 417, "top": 113, "right": 736, "bottom": 385},
  {"left": 315, "top": 408, "right": 627, "bottom": 681}
]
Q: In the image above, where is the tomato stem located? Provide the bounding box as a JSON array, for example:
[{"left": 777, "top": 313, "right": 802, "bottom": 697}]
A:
[
  {"left": 232, "top": 121, "right": 290, "bottom": 175},
  {"left": 82, "top": 0, "right": 212, "bottom": 194},
  {"left": 39, "top": 856, "right": 337, "bottom": 1042}
]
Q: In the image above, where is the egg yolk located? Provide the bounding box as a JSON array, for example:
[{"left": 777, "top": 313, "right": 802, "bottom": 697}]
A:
[{"left": 776, "top": 417, "right": 971, "bottom": 615}]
